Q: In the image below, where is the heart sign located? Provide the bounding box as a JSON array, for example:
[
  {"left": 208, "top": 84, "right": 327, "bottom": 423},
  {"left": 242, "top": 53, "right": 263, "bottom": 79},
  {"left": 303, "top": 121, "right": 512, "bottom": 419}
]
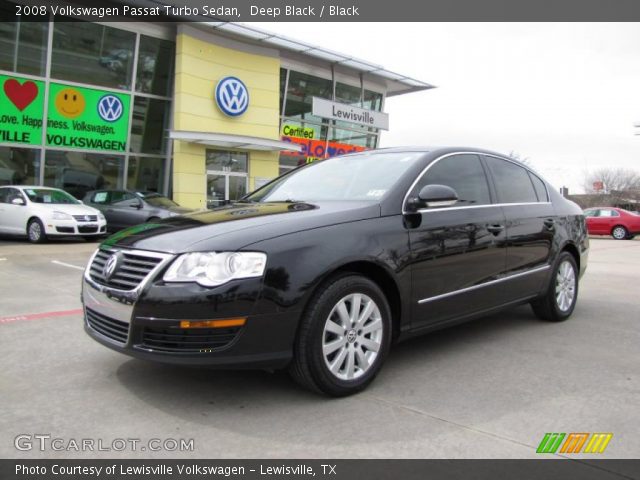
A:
[{"left": 3, "top": 79, "right": 38, "bottom": 111}]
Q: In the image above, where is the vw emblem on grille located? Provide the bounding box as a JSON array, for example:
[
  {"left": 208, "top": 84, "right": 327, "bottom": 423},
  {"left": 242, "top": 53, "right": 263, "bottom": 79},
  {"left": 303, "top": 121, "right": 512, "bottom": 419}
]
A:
[
  {"left": 215, "top": 76, "right": 249, "bottom": 117},
  {"left": 103, "top": 252, "right": 121, "bottom": 280},
  {"left": 84, "top": 215, "right": 90, "bottom": 221}
]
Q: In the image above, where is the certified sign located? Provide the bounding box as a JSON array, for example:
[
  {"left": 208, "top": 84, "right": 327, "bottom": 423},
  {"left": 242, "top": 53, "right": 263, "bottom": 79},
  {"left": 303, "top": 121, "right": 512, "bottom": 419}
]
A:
[{"left": 215, "top": 76, "right": 249, "bottom": 117}]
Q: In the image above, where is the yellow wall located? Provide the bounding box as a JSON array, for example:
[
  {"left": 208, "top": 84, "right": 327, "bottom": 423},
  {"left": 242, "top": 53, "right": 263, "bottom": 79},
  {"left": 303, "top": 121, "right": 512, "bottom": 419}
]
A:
[{"left": 172, "top": 31, "right": 281, "bottom": 208}]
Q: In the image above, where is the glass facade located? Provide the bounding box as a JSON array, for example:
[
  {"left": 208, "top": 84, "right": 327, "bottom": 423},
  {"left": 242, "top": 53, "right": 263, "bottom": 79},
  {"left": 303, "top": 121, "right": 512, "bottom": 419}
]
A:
[
  {"left": 279, "top": 67, "right": 385, "bottom": 174},
  {"left": 0, "top": 19, "right": 173, "bottom": 200}
]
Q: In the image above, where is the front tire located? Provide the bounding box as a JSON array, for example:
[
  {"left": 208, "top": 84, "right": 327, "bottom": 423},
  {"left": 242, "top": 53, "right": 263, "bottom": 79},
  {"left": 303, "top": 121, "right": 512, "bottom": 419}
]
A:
[
  {"left": 289, "top": 275, "right": 392, "bottom": 396},
  {"left": 612, "top": 225, "right": 628, "bottom": 240},
  {"left": 531, "top": 252, "right": 578, "bottom": 322},
  {"left": 27, "top": 218, "right": 47, "bottom": 244}
]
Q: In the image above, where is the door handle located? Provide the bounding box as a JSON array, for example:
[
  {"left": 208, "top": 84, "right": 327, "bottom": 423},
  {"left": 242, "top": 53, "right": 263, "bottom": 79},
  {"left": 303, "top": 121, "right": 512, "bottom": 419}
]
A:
[
  {"left": 486, "top": 224, "right": 504, "bottom": 235},
  {"left": 543, "top": 218, "right": 555, "bottom": 229}
]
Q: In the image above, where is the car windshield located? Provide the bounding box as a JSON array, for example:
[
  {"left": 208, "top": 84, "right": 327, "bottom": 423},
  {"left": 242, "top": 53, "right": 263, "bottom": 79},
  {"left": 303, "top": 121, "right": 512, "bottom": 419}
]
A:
[
  {"left": 23, "top": 188, "right": 79, "bottom": 204},
  {"left": 245, "top": 152, "right": 423, "bottom": 202},
  {"left": 140, "top": 193, "right": 178, "bottom": 208}
]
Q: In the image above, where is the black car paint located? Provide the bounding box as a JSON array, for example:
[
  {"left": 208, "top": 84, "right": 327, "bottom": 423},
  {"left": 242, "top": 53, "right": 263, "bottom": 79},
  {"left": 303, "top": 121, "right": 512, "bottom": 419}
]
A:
[{"left": 82, "top": 147, "right": 589, "bottom": 369}]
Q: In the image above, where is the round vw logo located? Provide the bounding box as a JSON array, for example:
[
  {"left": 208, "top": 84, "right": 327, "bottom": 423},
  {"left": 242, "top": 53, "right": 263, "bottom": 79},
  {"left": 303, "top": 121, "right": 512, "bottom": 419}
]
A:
[
  {"left": 215, "top": 76, "right": 249, "bottom": 117},
  {"left": 97, "top": 94, "right": 123, "bottom": 122},
  {"left": 346, "top": 329, "right": 357, "bottom": 343},
  {"left": 103, "top": 253, "right": 121, "bottom": 280}
]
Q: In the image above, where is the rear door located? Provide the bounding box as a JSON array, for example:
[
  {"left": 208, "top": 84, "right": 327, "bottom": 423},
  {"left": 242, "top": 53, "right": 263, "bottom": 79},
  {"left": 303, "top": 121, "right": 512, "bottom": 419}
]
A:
[
  {"left": 107, "top": 191, "right": 146, "bottom": 229},
  {"left": 2, "top": 188, "right": 30, "bottom": 234},
  {"left": 407, "top": 153, "right": 508, "bottom": 330},
  {"left": 483, "top": 156, "right": 555, "bottom": 301}
]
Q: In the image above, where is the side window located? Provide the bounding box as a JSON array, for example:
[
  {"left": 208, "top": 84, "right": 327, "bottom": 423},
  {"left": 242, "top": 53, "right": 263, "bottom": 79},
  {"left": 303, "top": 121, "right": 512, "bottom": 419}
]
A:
[
  {"left": 528, "top": 172, "right": 548, "bottom": 202},
  {"left": 414, "top": 154, "right": 491, "bottom": 207},
  {"left": 0, "top": 188, "right": 7, "bottom": 203},
  {"left": 6, "top": 188, "right": 23, "bottom": 203},
  {"left": 600, "top": 209, "right": 619, "bottom": 217},
  {"left": 584, "top": 209, "right": 597, "bottom": 217},
  {"left": 91, "top": 191, "right": 110, "bottom": 204},
  {"left": 485, "top": 157, "right": 537, "bottom": 204},
  {"left": 111, "top": 192, "right": 136, "bottom": 206}
]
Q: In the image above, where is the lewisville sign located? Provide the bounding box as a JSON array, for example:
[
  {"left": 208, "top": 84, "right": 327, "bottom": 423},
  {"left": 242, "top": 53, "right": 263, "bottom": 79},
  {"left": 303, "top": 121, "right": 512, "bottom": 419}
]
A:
[
  {"left": 0, "top": 73, "right": 130, "bottom": 152},
  {"left": 312, "top": 97, "right": 389, "bottom": 130}
]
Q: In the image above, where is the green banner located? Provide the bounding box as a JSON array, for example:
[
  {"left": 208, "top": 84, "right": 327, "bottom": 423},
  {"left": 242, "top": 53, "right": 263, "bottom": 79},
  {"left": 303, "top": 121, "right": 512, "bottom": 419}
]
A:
[
  {"left": 0, "top": 74, "right": 45, "bottom": 146},
  {"left": 46, "top": 82, "right": 131, "bottom": 152}
]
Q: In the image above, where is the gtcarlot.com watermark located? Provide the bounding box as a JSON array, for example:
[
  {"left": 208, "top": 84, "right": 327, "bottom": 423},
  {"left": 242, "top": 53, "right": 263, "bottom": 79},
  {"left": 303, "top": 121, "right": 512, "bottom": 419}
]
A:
[{"left": 15, "top": 434, "right": 195, "bottom": 453}]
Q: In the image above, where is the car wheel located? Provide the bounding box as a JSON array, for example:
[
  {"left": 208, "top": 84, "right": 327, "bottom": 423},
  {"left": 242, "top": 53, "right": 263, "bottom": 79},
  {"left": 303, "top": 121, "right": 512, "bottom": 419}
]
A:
[
  {"left": 611, "top": 225, "right": 628, "bottom": 240},
  {"left": 531, "top": 252, "right": 578, "bottom": 322},
  {"left": 27, "top": 218, "right": 47, "bottom": 244},
  {"left": 147, "top": 216, "right": 161, "bottom": 223},
  {"left": 289, "top": 274, "right": 392, "bottom": 396}
]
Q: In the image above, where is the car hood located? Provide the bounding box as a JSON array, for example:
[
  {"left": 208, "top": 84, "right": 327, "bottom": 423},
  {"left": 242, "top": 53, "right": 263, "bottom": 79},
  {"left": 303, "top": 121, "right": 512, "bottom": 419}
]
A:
[
  {"left": 163, "top": 205, "right": 196, "bottom": 215},
  {"left": 101, "top": 201, "right": 381, "bottom": 254},
  {"left": 32, "top": 203, "right": 101, "bottom": 216}
]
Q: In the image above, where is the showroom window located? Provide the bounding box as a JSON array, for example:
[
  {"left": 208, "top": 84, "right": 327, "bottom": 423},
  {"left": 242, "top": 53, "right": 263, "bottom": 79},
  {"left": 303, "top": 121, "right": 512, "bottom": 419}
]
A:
[
  {"left": 43, "top": 151, "right": 125, "bottom": 199},
  {"left": 485, "top": 156, "right": 538, "bottom": 204},
  {"left": 284, "top": 71, "right": 332, "bottom": 123},
  {"left": 130, "top": 97, "right": 171, "bottom": 155},
  {"left": 416, "top": 154, "right": 492, "bottom": 207},
  {"left": 51, "top": 22, "right": 136, "bottom": 90},
  {"left": 0, "top": 12, "right": 48, "bottom": 76},
  {"left": 0, "top": 147, "right": 40, "bottom": 186},
  {"left": 136, "top": 35, "right": 175, "bottom": 96},
  {"left": 127, "top": 156, "right": 165, "bottom": 193},
  {"left": 335, "top": 82, "right": 362, "bottom": 105}
]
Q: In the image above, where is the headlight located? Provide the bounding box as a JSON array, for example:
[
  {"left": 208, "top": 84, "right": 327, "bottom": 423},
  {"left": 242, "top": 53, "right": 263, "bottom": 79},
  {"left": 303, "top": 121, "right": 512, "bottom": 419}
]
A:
[
  {"left": 98, "top": 213, "right": 106, "bottom": 221},
  {"left": 163, "top": 252, "right": 267, "bottom": 287},
  {"left": 52, "top": 211, "right": 72, "bottom": 220}
]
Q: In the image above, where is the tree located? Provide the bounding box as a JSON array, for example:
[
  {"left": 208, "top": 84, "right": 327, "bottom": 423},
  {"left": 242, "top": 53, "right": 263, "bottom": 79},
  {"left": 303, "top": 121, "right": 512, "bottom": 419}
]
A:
[
  {"left": 583, "top": 168, "right": 640, "bottom": 194},
  {"left": 508, "top": 150, "right": 532, "bottom": 167}
]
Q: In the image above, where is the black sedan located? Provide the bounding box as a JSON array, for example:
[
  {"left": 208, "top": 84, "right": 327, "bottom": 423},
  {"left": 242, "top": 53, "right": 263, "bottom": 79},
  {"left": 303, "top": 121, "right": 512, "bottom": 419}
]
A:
[
  {"left": 82, "top": 147, "right": 589, "bottom": 396},
  {"left": 83, "top": 189, "right": 195, "bottom": 232}
]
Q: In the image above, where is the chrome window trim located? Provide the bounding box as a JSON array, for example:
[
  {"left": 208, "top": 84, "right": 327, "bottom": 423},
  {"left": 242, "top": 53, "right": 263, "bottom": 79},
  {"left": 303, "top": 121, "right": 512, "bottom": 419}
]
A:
[
  {"left": 417, "top": 265, "right": 551, "bottom": 305},
  {"left": 402, "top": 151, "right": 551, "bottom": 215}
]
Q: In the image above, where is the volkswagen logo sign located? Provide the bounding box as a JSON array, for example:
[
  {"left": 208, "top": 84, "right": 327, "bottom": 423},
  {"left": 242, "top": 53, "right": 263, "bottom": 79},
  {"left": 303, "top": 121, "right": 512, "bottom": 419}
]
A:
[
  {"left": 103, "top": 252, "right": 121, "bottom": 280},
  {"left": 97, "top": 94, "right": 124, "bottom": 122},
  {"left": 215, "top": 76, "right": 249, "bottom": 117}
]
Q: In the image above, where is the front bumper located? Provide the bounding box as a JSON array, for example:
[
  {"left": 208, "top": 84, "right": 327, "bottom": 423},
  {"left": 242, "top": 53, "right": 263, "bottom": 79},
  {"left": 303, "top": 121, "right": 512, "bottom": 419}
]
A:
[
  {"left": 45, "top": 219, "right": 107, "bottom": 236},
  {"left": 81, "top": 249, "right": 298, "bottom": 369}
]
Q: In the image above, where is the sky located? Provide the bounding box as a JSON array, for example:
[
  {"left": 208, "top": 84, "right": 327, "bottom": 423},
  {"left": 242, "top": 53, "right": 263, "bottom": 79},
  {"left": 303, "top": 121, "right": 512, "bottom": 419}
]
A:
[{"left": 254, "top": 22, "right": 640, "bottom": 194}]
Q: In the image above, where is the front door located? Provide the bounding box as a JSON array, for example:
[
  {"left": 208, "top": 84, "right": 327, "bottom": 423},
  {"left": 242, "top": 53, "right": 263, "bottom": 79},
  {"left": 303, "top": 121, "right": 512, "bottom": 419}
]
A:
[
  {"left": 205, "top": 150, "right": 248, "bottom": 209},
  {"left": 406, "top": 154, "right": 508, "bottom": 331}
]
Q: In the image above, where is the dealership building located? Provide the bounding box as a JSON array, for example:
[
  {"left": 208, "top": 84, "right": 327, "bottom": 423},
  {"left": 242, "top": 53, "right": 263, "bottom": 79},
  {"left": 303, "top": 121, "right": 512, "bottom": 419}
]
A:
[{"left": 0, "top": 14, "right": 432, "bottom": 208}]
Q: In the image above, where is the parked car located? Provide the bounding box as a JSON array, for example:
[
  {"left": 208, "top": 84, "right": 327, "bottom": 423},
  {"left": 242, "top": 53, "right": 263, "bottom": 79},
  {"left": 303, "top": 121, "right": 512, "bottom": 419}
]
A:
[
  {"left": 83, "top": 190, "right": 195, "bottom": 232},
  {"left": 82, "top": 147, "right": 589, "bottom": 396},
  {"left": 583, "top": 207, "right": 640, "bottom": 240},
  {"left": 0, "top": 186, "right": 106, "bottom": 243}
]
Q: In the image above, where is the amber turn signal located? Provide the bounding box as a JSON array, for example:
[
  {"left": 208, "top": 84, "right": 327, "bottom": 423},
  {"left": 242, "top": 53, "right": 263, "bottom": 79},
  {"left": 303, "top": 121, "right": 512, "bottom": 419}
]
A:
[{"left": 179, "top": 318, "right": 246, "bottom": 329}]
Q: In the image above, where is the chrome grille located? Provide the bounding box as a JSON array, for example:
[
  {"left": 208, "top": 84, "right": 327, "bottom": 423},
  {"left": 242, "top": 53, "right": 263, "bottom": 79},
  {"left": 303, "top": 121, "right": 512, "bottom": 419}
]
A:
[
  {"left": 89, "top": 249, "right": 163, "bottom": 290},
  {"left": 73, "top": 215, "right": 98, "bottom": 222},
  {"left": 86, "top": 308, "right": 129, "bottom": 344}
]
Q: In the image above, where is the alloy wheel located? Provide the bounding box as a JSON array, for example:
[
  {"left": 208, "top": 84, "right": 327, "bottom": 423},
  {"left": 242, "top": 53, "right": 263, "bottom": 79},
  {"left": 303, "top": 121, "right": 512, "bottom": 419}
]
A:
[
  {"left": 555, "top": 260, "right": 576, "bottom": 312},
  {"left": 612, "top": 227, "right": 627, "bottom": 240},
  {"left": 322, "top": 293, "right": 384, "bottom": 381},
  {"left": 28, "top": 221, "right": 42, "bottom": 242}
]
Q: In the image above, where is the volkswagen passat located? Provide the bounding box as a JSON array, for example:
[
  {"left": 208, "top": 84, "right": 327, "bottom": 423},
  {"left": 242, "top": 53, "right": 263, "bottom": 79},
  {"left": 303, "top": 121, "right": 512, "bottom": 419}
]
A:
[{"left": 82, "top": 148, "right": 589, "bottom": 396}]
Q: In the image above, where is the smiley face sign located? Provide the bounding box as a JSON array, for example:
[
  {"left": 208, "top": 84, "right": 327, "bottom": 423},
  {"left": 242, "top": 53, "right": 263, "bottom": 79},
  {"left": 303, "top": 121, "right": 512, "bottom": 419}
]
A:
[{"left": 54, "top": 88, "right": 85, "bottom": 118}]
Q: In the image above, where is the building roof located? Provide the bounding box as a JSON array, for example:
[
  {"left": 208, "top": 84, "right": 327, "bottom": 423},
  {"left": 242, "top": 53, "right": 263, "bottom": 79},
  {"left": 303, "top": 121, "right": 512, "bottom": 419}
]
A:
[{"left": 204, "top": 22, "right": 435, "bottom": 97}]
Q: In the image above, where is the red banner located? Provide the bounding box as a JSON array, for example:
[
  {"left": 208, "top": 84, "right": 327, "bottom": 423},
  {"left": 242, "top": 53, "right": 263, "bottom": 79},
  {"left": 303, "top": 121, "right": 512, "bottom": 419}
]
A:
[{"left": 281, "top": 136, "right": 367, "bottom": 160}]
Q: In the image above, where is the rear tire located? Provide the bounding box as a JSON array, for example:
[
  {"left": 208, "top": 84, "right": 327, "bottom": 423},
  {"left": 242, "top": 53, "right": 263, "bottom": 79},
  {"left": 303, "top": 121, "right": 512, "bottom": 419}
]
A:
[
  {"left": 531, "top": 252, "right": 578, "bottom": 322},
  {"left": 289, "top": 274, "right": 392, "bottom": 396},
  {"left": 27, "top": 218, "right": 46, "bottom": 244},
  {"left": 612, "top": 225, "right": 628, "bottom": 240}
]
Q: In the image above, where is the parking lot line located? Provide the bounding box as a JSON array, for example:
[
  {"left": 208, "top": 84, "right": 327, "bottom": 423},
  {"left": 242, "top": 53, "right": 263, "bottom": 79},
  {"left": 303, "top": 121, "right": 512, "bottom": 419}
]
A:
[
  {"left": 51, "top": 260, "right": 85, "bottom": 271},
  {"left": 0, "top": 308, "right": 83, "bottom": 324}
]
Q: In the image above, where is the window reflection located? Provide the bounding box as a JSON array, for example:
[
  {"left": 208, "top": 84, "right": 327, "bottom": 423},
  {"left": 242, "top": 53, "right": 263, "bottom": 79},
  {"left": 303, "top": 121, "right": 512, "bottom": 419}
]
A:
[
  {"left": 136, "top": 35, "right": 174, "bottom": 96},
  {"left": 0, "top": 147, "right": 39, "bottom": 185},
  {"left": 130, "top": 97, "right": 170, "bottom": 155},
  {"left": 0, "top": 13, "right": 48, "bottom": 76},
  {"left": 127, "top": 156, "right": 165, "bottom": 193},
  {"left": 51, "top": 22, "right": 135, "bottom": 90}
]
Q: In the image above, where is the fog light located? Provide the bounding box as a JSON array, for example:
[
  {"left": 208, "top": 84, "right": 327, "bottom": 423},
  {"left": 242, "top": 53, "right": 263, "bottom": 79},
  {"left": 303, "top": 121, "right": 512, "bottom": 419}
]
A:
[{"left": 179, "top": 318, "right": 246, "bottom": 329}]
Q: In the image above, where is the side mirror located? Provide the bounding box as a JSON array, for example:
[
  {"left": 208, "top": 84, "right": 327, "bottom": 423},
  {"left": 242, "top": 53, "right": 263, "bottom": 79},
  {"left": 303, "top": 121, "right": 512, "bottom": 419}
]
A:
[
  {"left": 129, "top": 201, "right": 142, "bottom": 209},
  {"left": 11, "top": 197, "right": 25, "bottom": 206},
  {"left": 407, "top": 184, "right": 458, "bottom": 211}
]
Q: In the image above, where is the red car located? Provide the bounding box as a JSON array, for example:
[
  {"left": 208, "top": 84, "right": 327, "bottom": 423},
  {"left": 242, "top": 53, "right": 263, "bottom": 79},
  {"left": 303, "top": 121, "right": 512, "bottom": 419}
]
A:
[{"left": 584, "top": 207, "right": 640, "bottom": 240}]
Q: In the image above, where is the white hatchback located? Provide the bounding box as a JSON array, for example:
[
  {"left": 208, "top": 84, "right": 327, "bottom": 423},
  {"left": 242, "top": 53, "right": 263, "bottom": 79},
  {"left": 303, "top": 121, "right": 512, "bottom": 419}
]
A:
[{"left": 0, "top": 185, "right": 107, "bottom": 243}]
